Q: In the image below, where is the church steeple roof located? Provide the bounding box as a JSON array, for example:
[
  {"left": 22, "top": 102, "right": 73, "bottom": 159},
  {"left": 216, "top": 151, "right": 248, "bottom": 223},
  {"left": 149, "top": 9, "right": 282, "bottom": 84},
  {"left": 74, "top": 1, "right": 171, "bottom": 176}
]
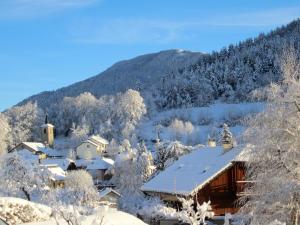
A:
[{"left": 45, "top": 113, "right": 49, "bottom": 124}]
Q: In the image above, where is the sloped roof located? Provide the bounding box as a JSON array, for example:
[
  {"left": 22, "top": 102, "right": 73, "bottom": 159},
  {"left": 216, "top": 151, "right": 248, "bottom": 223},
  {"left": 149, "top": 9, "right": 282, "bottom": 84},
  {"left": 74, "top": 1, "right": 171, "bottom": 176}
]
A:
[
  {"left": 40, "top": 158, "right": 75, "bottom": 171},
  {"left": 17, "top": 149, "right": 40, "bottom": 163},
  {"left": 41, "top": 123, "right": 54, "bottom": 128},
  {"left": 45, "top": 165, "right": 66, "bottom": 181},
  {"left": 89, "top": 135, "right": 109, "bottom": 145},
  {"left": 99, "top": 188, "right": 121, "bottom": 198},
  {"left": 20, "top": 142, "right": 62, "bottom": 157},
  {"left": 22, "top": 142, "right": 45, "bottom": 152},
  {"left": 76, "top": 157, "right": 114, "bottom": 170},
  {"left": 141, "top": 146, "right": 246, "bottom": 196}
]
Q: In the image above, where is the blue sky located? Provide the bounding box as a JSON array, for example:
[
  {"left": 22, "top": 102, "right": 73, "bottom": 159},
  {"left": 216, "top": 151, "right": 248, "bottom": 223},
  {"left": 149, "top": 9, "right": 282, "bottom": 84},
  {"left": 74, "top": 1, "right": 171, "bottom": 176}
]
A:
[{"left": 0, "top": 0, "right": 299, "bottom": 111}]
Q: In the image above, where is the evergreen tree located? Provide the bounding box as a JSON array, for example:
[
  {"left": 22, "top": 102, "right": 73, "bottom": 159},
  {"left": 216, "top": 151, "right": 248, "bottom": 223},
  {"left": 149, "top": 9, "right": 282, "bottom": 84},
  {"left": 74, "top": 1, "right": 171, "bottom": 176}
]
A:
[{"left": 221, "top": 123, "right": 233, "bottom": 145}]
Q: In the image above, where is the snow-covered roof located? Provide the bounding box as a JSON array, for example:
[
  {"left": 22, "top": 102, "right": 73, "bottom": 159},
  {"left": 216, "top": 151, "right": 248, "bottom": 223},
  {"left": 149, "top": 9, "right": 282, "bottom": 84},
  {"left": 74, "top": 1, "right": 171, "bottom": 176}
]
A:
[
  {"left": 40, "top": 158, "right": 75, "bottom": 171},
  {"left": 99, "top": 188, "right": 121, "bottom": 198},
  {"left": 141, "top": 146, "right": 246, "bottom": 196},
  {"left": 41, "top": 123, "right": 54, "bottom": 128},
  {"left": 45, "top": 165, "right": 66, "bottom": 181},
  {"left": 89, "top": 135, "right": 109, "bottom": 145},
  {"left": 17, "top": 149, "right": 40, "bottom": 163},
  {"left": 20, "top": 142, "right": 62, "bottom": 157},
  {"left": 86, "top": 157, "right": 114, "bottom": 170},
  {"left": 76, "top": 157, "right": 114, "bottom": 170},
  {"left": 22, "top": 142, "right": 45, "bottom": 152}
]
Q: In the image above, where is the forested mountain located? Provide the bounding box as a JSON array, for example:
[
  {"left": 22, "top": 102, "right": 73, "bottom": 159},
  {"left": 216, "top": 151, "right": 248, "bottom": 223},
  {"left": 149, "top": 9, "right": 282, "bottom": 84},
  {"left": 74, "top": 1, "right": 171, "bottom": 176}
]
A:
[
  {"left": 18, "top": 49, "right": 203, "bottom": 110},
  {"left": 155, "top": 19, "right": 300, "bottom": 109},
  {"left": 18, "top": 19, "right": 300, "bottom": 111}
]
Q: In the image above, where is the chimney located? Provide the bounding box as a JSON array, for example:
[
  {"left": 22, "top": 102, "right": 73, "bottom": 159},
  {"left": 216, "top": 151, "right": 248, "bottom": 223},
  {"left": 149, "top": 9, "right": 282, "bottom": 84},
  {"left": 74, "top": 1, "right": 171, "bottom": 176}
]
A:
[{"left": 207, "top": 138, "right": 216, "bottom": 147}]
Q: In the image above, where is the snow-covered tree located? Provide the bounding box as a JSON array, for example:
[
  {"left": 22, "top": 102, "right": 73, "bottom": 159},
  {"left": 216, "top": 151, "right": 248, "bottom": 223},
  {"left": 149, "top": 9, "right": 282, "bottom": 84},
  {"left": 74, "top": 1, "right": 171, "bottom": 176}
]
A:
[
  {"left": 169, "top": 119, "right": 194, "bottom": 140},
  {"left": 69, "top": 123, "right": 90, "bottom": 148},
  {"left": 56, "top": 170, "right": 100, "bottom": 207},
  {"left": 0, "top": 153, "right": 48, "bottom": 201},
  {"left": 106, "top": 138, "right": 120, "bottom": 157},
  {"left": 5, "top": 102, "right": 44, "bottom": 146},
  {"left": 221, "top": 123, "right": 233, "bottom": 146},
  {"left": 136, "top": 143, "right": 154, "bottom": 182},
  {"left": 113, "top": 147, "right": 141, "bottom": 196},
  {"left": 115, "top": 89, "right": 147, "bottom": 140},
  {"left": 238, "top": 47, "right": 300, "bottom": 225},
  {"left": 155, "top": 141, "right": 193, "bottom": 170},
  {"left": 0, "top": 113, "right": 11, "bottom": 155},
  {"left": 179, "top": 198, "right": 214, "bottom": 225}
]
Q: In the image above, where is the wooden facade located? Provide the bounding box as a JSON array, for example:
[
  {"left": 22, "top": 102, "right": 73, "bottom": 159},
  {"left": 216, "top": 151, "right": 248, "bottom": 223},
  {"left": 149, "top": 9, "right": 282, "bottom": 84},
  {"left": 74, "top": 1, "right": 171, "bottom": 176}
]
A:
[{"left": 195, "top": 161, "right": 246, "bottom": 215}]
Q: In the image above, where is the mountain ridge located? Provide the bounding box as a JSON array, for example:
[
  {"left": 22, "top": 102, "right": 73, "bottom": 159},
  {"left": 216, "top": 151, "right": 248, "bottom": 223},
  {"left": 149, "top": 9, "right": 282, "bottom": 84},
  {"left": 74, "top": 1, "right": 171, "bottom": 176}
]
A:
[{"left": 18, "top": 49, "right": 203, "bottom": 109}]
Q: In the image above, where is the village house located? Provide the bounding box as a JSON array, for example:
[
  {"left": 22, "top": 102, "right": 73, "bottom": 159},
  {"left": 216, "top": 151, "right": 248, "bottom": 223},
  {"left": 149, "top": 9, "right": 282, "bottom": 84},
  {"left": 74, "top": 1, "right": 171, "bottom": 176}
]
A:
[
  {"left": 141, "top": 146, "right": 247, "bottom": 217},
  {"left": 76, "top": 135, "right": 109, "bottom": 160},
  {"left": 99, "top": 187, "right": 121, "bottom": 207},
  {"left": 76, "top": 157, "right": 114, "bottom": 183},
  {"left": 10, "top": 142, "right": 62, "bottom": 159},
  {"left": 44, "top": 164, "right": 67, "bottom": 188}
]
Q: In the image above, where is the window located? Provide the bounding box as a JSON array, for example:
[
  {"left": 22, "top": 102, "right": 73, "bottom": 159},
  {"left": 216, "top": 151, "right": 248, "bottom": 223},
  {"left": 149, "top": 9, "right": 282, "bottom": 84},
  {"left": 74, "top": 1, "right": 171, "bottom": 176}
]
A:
[
  {"left": 44, "top": 129, "right": 47, "bottom": 134},
  {"left": 87, "top": 144, "right": 90, "bottom": 148}
]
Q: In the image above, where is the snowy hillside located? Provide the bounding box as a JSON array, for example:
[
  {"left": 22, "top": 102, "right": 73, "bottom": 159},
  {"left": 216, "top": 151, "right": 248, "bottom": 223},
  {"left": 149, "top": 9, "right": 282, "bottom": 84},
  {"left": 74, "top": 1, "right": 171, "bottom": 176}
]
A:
[
  {"left": 18, "top": 49, "right": 203, "bottom": 109},
  {"left": 138, "top": 102, "right": 265, "bottom": 147}
]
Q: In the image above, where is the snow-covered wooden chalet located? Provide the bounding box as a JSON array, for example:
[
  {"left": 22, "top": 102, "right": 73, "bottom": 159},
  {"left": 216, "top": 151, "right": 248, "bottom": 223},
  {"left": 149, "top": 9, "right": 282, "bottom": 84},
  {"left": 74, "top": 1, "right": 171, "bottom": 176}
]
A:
[{"left": 141, "top": 146, "right": 247, "bottom": 216}]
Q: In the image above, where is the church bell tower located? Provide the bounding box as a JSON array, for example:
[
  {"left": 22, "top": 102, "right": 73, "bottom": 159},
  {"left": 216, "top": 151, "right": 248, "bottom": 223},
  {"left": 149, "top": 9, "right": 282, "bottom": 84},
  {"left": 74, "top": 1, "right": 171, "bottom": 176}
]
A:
[{"left": 41, "top": 114, "right": 55, "bottom": 148}]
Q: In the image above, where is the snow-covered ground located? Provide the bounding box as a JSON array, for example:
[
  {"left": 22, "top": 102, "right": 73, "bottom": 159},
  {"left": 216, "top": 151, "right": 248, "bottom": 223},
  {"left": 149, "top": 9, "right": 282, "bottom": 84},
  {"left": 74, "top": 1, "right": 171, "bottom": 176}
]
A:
[
  {"left": 23, "top": 208, "right": 148, "bottom": 225},
  {"left": 0, "top": 197, "right": 52, "bottom": 225},
  {"left": 138, "top": 102, "right": 265, "bottom": 147},
  {"left": 0, "top": 197, "right": 147, "bottom": 225}
]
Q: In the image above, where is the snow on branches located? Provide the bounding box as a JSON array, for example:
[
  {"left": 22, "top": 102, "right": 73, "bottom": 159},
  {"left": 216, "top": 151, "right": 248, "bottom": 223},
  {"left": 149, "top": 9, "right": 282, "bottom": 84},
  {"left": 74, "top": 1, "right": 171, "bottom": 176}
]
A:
[
  {"left": 178, "top": 198, "right": 214, "bottom": 225},
  {"left": 238, "top": 47, "right": 300, "bottom": 225}
]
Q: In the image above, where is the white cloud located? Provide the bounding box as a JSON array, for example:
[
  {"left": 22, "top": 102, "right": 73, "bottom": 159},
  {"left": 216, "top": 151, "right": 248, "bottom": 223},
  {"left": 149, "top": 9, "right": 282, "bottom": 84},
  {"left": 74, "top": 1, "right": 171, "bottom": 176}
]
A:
[
  {"left": 70, "top": 7, "right": 300, "bottom": 45},
  {"left": 71, "top": 19, "right": 190, "bottom": 44},
  {"left": 207, "top": 7, "right": 300, "bottom": 27},
  {"left": 0, "top": 0, "right": 99, "bottom": 19}
]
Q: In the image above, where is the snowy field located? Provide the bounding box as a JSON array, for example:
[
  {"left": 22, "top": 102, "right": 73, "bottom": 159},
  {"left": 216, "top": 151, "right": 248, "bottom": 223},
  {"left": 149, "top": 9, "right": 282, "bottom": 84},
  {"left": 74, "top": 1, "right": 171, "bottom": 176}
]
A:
[{"left": 138, "top": 102, "right": 265, "bottom": 147}]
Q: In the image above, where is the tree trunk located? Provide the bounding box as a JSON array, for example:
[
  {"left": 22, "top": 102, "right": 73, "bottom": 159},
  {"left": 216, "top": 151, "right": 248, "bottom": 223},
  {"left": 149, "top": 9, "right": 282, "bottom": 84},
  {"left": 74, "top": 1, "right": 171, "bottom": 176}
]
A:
[{"left": 21, "top": 187, "right": 31, "bottom": 201}]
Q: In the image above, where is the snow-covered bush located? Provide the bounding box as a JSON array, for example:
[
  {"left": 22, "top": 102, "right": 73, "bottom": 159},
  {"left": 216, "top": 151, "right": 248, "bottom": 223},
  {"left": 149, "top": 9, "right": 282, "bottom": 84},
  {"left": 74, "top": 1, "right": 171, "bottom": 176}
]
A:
[
  {"left": 169, "top": 119, "right": 194, "bottom": 141},
  {"left": 118, "top": 189, "right": 178, "bottom": 222},
  {"left": 46, "top": 170, "right": 100, "bottom": 208},
  {"left": 178, "top": 198, "right": 214, "bottom": 225},
  {"left": 0, "top": 153, "right": 48, "bottom": 201},
  {"left": 0, "top": 197, "right": 52, "bottom": 225}
]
